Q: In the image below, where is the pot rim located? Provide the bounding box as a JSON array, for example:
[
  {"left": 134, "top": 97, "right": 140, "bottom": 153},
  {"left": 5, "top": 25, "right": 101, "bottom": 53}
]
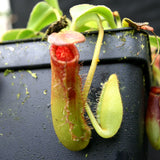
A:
[{"left": 0, "top": 27, "right": 146, "bottom": 45}]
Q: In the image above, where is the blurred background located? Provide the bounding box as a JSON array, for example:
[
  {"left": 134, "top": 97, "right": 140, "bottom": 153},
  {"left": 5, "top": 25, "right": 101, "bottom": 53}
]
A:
[
  {"left": 1, "top": 0, "right": 160, "bottom": 35},
  {"left": 0, "top": 0, "right": 12, "bottom": 39},
  {"left": 0, "top": 0, "right": 160, "bottom": 159}
]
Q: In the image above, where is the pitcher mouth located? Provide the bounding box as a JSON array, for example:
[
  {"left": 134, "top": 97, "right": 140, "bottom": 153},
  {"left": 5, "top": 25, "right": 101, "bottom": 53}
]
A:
[{"left": 50, "top": 44, "right": 79, "bottom": 65}]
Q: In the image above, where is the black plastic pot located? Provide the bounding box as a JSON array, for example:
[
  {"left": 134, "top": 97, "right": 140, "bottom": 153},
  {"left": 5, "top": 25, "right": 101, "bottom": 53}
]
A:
[{"left": 0, "top": 28, "right": 151, "bottom": 160}]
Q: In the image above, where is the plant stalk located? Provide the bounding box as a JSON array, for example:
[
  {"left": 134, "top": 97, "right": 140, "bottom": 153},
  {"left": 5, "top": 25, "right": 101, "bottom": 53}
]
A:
[{"left": 82, "top": 17, "right": 104, "bottom": 100}]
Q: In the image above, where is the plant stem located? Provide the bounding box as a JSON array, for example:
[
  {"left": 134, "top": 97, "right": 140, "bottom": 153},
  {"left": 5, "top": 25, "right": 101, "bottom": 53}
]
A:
[
  {"left": 85, "top": 103, "right": 111, "bottom": 138},
  {"left": 53, "top": 8, "right": 62, "bottom": 20},
  {"left": 82, "top": 17, "right": 104, "bottom": 101},
  {"left": 113, "top": 11, "right": 122, "bottom": 28}
]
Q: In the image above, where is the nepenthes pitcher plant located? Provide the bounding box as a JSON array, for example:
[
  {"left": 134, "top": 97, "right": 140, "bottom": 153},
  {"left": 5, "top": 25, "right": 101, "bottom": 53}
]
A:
[{"left": 48, "top": 30, "right": 123, "bottom": 151}]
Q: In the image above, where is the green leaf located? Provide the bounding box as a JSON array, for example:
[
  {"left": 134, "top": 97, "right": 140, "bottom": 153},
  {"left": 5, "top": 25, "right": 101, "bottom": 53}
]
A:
[
  {"left": 16, "top": 29, "right": 42, "bottom": 40},
  {"left": 152, "top": 65, "right": 160, "bottom": 86},
  {"left": 44, "top": 0, "right": 61, "bottom": 12},
  {"left": 71, "top": 12, "right": 100, "bottom": 32},
  {"left": 96, "top": 74, "right": 123, "bottom": 136},
  {"left": 70, "top": 4, "right": 117, "bottom": 31},
  {"left": 27, "top": 2, "right": 59, "bottom": 31},
  {"left": 70, "top": 4, "right": 94, "bottom": 20},
  {"left": 1, "top": 29, "right": 44, "bottom": 41},
  {"left": 1, "top": 29, "right": 24, "bottom": 41},
  {"left": 149, "top": 35, "right": 160, "bottom": 48}
]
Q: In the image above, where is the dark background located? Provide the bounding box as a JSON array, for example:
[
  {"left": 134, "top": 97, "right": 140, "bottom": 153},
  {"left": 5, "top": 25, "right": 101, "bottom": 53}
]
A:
[
  {"left": 9, "top": 0, "right": 160, "bottom": 159},
  {"left": 10, "top": 0, "right": 160, "bottom": 34}
]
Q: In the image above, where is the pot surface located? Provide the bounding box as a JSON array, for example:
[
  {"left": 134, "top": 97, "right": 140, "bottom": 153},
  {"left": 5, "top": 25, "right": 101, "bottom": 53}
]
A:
[{"left": 0, "top": 29, "right": 151, "bottom": 160}]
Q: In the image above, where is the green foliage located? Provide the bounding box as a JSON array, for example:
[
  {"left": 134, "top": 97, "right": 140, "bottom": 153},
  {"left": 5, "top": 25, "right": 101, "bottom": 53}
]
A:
[
  {"left": 44, "top": 0, "right": 61, "bottom": 12},
  {"left": 16, "top": 29, "right": 38, "bottom": 39},
  {"left": 70, "top": 4, "right": 117, "bottom": 31},
  {"left": 2, "top": 28, "right": 43, "bottom": 41},
  {"left": 1, "top": 0, "right": 62, "bottom": 41},
  {"left": 27, "top": 2, "right": 60, "bottom": 31},
  {"left": 149, "top": 35, "right": 160, "bottom": 48},
  {"left": 2, "top": 29, "right": 22, "bottom": 41},
  {"left": 1, "top": 1, "right": 118, "bottom": 41},
  {"left": 1, "top": 0, "right": 159, "bottom": 49}
]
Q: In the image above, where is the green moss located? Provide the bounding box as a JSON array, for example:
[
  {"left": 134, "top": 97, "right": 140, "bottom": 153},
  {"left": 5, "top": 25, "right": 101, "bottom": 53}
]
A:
[
  {"left": 141, "top": 44, "right": 144, "bottom": 50},
  {"left": 85, "top": 153, "right": 88, "bottom": 158},
  {"left": 103, "top": 50, "right": 106, "bottom": 54},
  {"left": 0, "top": 112, "right": 3, "bottom": 117},
  {"left": 27, "top": 70, "right": 38, "bottom": 79},
  {"left": 43, "top": 89, "right": 47, "bottom": 95},
  {"left": 3, "top": 69, "right": 14, "bottom": 76},
  {"left": 25, "top": 87, "right": 30, "bottom": 95},
  {"left": 21, "top": 95, "right": 30, "bottom": 105},
  {"left": 12, "top": 75, "right": 16, "bottom": 79},
  {"left": 0, "top": 133, "right": 3, "bottom": 136},
  {"left": 17, "top": 93, "right": 21, "bottom": 100},
  {"left": 120, "top": 37, "right": 126, "bottom": 42}
]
